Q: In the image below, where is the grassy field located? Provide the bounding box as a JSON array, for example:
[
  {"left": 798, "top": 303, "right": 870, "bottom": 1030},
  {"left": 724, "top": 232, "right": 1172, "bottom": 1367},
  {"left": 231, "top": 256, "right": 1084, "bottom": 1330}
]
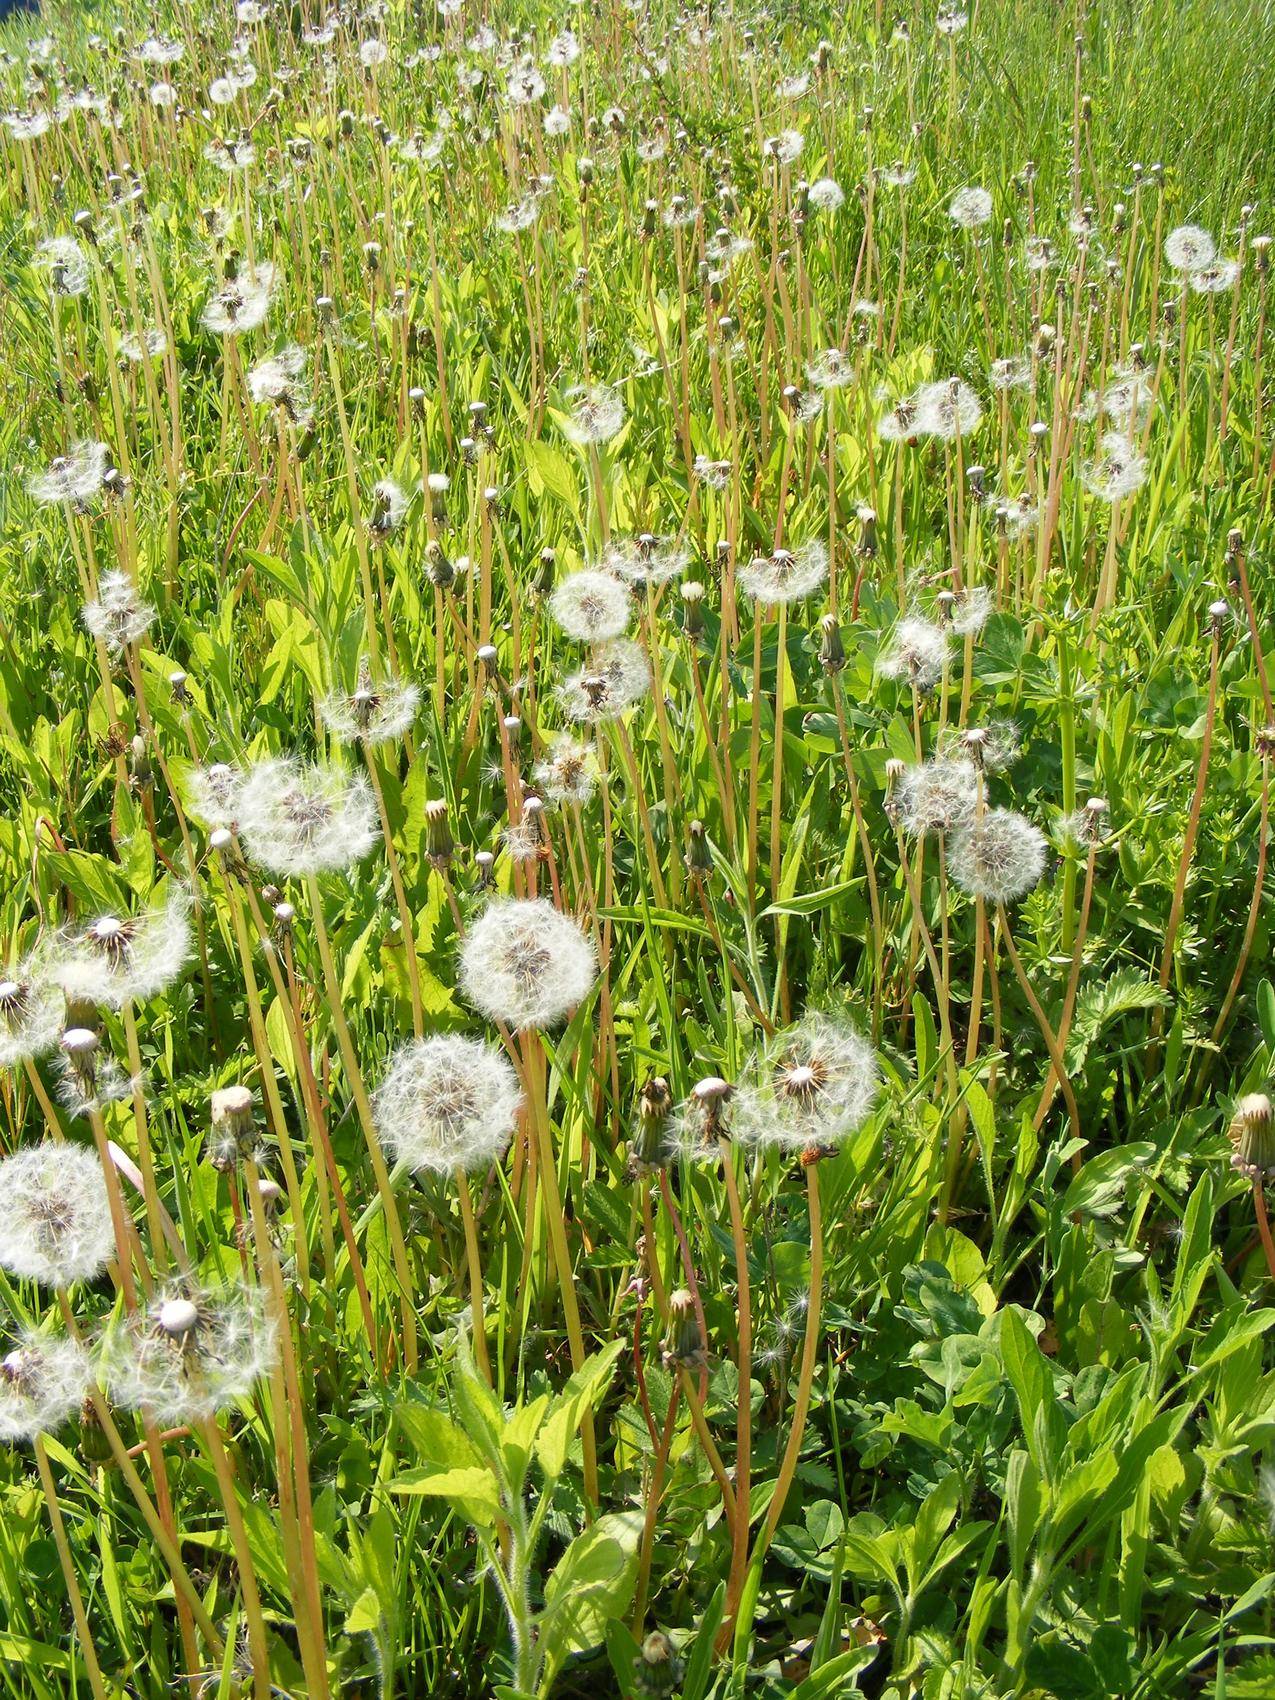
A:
[{"left": 2, "top": 0, "right": 1275, "bottom": 1695}]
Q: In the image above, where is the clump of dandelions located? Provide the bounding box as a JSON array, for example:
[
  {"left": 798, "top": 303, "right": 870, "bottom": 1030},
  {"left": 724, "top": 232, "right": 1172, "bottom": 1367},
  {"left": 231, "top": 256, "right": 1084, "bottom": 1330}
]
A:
[
  {"left": 235, "top": 758, "right": 380, "bottom": 876},
  {"left": 28, "top": 441, "right": 111, "bottom": 509},
  {"left": 1084, "top": 431, "right": 1148, "bottom": 501},
  {"left": 558, "top": 639, "right": 651, "bottom": 722},
  {"left": 892, "top": 757, "right": 980, "bottom": 836},
  {"left": 0, "top": 963, "right": 63, "bottom": 1068},
  {"left": 0, "top": 1145, "right": 115, "bottom": 1289},
  {"left": 99, "top": 1285, "right": 277, "bottom": 1425},
  {"left": 733, "top": 1014, "right": 880, "bottom": 1152},
  {"left": 562, "top": 383, "right": 625, "bottom": 445},
  {"left": 879, "top": 615, "right": 951, "bottom": 690},
  {"left": 321, "top": 664, "right": 420, "bottom": 745},
  {"left": 0, "top": 1333, "right": 93, "bottom": 1442},
  {"left": 948, "top": 808, "right": 1047, "bottom": 903},
  {"left": 737, "top": 540, "right": 828, "bottom": 603},
  {"left": 534, "top": 735, "right": 600, "bottom": 806},
  {"left": 459, "top": 897, "right": 597, "bottom": 1030},
  {"left": 51, "top": 890, "right": 193, "bottom": 1011},
  {"left": 550, "top": 569, "right": 632, "bottom": 641},
  {"left": 373, "top": 1036, "right": 522, "bottom": 1174},
  {"left": 82, "top": 571, "right": 156, "bottom": 656}
]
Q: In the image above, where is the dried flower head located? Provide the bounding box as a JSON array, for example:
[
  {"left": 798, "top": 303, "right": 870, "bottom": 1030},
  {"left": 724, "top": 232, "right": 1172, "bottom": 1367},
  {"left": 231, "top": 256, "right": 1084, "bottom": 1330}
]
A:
[
  {"left": 1230, "top": 1094, "right": 1275, "bottom": 1181},
  {"left": 374, "top": 1035, "right": 521, "bottom": 1174},
  {"left": 202, "top": 261, "right": 276, "bottom": 334},
  {"left": 1085, "top": 431, "right": 1148, "bottom": 502},
  {"left": 236, "top": 759, "right": 379, "bottom": 875},
  {"left": 916, "top": 378, "right": 983, "bottom": 439},
  {"left": 600, "top": 535, "right": 691, "bottom": 587},
  {"left": 0, "top": 1145, "right": 115, "bottom": 1289},
  {"left": 28, "top": 440, "right": 111, "bottom": 508},
  {"left": 563, "top": 383, "right": 625, "bottom": 445},
  {"left": 459, "top": 897, "right": 597, "bottom": 1030},
  {"left": 51, "top": 890, "right": 193, "bottom": 1010}
]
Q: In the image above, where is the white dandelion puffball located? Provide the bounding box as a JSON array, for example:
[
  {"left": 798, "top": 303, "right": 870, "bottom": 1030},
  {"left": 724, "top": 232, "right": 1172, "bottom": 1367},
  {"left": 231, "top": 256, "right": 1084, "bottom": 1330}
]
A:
[
  {"left": 0, "top": 1145, "right": 116, "bottom": 1289},
  {"left": 99, "top": 1284, "right": 277, "bottom": 1425},
  {"left": 558, "top": 639, "right": 652, "bottom": 722},
  {"left": 550, "top": 570, "right": 632, "bottom": 642},
  {"left": 50, "top": 890, "right": 193, "bottom": 1010},
  {"left": 879, "top": 616, "right": 951, "bottom": 690},
  {"left": 236, "top": 758, "right": 380, "bottom": 875},
  {"left": 733, "top": 1014, "right": 880, "bottom": 1152},
  {"left": 915, "top": 378, "right": 983, "bottom": 439},
  {"left": 321, "top": 676, "right": 420, "bottom": 745},
  {"left": 28, "top": 440, "right": 111, "bottom": 507},
  {"left": 600, "top": 535, "right": 691, "bottom": 587},
  {"left": 807, "top": 176, "right": 845, "bottom": 212},
  {"left": 82, "top": 570, "right": 156, "bottom": 656},
  {"left": 894, "top": 757, "right": 980, "bottom": 837},
  {"left": 1164, "top": 224, "right": 1215, "bottom": 273},
  {"left": 738, "top": 540, "right": 828, "bottom": 604},
  {"left": 1084, "top": 431, "right": 1148, "bottom": 502},
  {"left": 949, "top": 186, "right": 993, "bottom": 229},
  {"left": 949, "top": 807, "right": 1047, "bottom": 902},
  {"left": 0, "top": 1333, "right": 93, "bottom": 1442},
  {"left": 563, "top": 383, "right": 625, "bottom": 445},
  {"left": 459, "top": 897, "right": 598, "bottom": 1030},
  {"left": 534, "top": 735, "right": 600, "bottom": 806},
  {"left": 0, "top": 967, "right": 63, "bottom": 1068},
  {"left": 201, "top": 261, "right": 276, "bottom": 335},
  {"left": 374, "top": 1035, "right": 522, "bottom": 1174}
]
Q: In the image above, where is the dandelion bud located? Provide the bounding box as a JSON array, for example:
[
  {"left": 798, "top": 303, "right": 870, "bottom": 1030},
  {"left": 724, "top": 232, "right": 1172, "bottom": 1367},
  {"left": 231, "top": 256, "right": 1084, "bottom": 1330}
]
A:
[
  {"left": 680, "top": 581, "right": 705, "bottom": 640},
  {"left": 426, "top": 540, "right": 455, "bottom": 590},
  {"left": 1230, "top": 1094, "right": 1275, "bottom": 1181},
  {"left": 662, "top": 1289, "right": 706, "bottom": 1373},
  {"left": 856, "top": 505, "right": 878, "bottom": 557},
  {"left": 534, "top": 548, "right": 557, "bottom": 598},
  {"left": 475, "top": 850, "right": 495, "bottom": 887},
  {"left": 686, "top": 819, "right": 713, "bottom": 881},
  {"left": 1208, "top": 599, "right": 1230, "bottom": 631},
  {"left": 634, "top": 1630, "right": 683, "bottom": 1698},
  {"left": 129, "top": 735, "right": 152, "bottom": 793},
  {"left": 819, "top": 613, "right": 846, "bottom": 674},
  {"left": 414, "top": 798, "right": 451, "bottom": 872}
]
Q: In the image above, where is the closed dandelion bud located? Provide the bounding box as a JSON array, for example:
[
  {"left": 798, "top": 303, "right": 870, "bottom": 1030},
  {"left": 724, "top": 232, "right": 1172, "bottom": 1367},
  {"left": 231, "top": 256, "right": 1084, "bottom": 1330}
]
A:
[
  {"left": 461, "top": 435, "right": 478, "bottom": 465},
  {"left": 129, "top": 735, "right": 152, "bottom": 793},
  {"left": 634, "top": 1631, "right": 683, "bottom": 1698},
  {"left": 642, "top": 200, "right": 657, "bottom": 237},
  {"left": 477, "top": 645, "right": 500, "bottom": 684},
  {"left": 169, "top": 669, "right": 191, "bottom": 707},
  {"left": 475, "top": 850, "right": 496, "bottom": 888},
  {"left": 627, "top": 1076, "right": 672, "bottom": 1179},
  {"left": 409, "top": 386, "right": 426, "bottom": 417},
  {"left": 1257, "top": 727, "right": 1275, "bottom": 759},
  {"left": 534, "top": 548, "right": 557, "bottom": 598},
  {"left": 680, "top": 581, "right": 705, "bottom": 639},
  {"left": 819, "top": 613, "right": 846, "bottom": 673},
  {"left": 272, "top": 902, "right": 294, "bottom": 943},
  {"left": 1254, "top": 236, "right": 1271, "bottom": 274},
  {"left": 1230, "top": 1094, "right": 1275, "bottom": 1180},
  {"left": 425, "top": 799, "right": 454, "bottom": 870},
  {"left": 578, "top": 156, "right": 594, "bottom": 188},
  {"left": 426, "top": 539, "right": 454, "bottom": 590},
  {"left": 503, "top": 714, "right": 523, "bottom": 751},
  {"left": 78, "top": 1394, "right": 113, "bottom": 1464},
  {"left": 935, "top": 589, "right": 957, "bottom": 627},
  {"left": 663, "top": 1289, "right": 706, "bottom": 1372},
  {"left": 685, "top": 819, "right": 713, "bottom": 881},
  {"left": 339, "top": 109, "right": 354, "bottom": 138},
  {"left": 856, "top": 505, "right": 878, "bottom": 557}
]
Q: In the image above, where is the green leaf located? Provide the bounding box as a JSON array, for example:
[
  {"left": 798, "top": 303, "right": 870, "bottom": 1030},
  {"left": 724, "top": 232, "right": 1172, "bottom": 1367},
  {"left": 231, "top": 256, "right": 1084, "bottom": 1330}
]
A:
[
  {"left": 386, "top": 1465, "right": 501, "bottom": 1527},
  {"left": 536, "top": 1339, "right": 624, "bottom": 1481},
  {"left": 538, "top": 1511, "right": 642, "bottom": 1680}
]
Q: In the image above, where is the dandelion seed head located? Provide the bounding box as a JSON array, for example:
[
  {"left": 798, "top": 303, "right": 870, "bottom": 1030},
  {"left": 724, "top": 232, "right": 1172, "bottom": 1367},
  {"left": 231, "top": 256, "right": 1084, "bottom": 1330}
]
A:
[
  {"left": 807, "top": 176, "right": 844, "bottom": 212},
  {"left": 1164, "top": 224, "right": 1215, "bottom": 273},
  {"left": 0, "top": 1145, "right": 115, "bottom": 1289},
  {"left": 894, "top": 757, "right": 980, "bottom": 836},
  {"left": 1085, "top": 430, "right": 1148, "bottom": 501},
  {"left": 29, "top": 440, "right": 111, "bottom": 508},
  {"left": 550, "top": 569, "right": 632, "bottom": 641},
  {"left": 236, "top": 759, "right": 380, "bottom": 875},
  {"left": 100, "top": 1283, "right": 277, "bottom": 1424},
  {"left": 733, "top": 1014, "right": 879, "bottom": 1152},
  {"left": 949, "top": 186, "right": 993, "bottom": 229},
  {"left": 879, "top": 615, "right": 950, "bottom": 689},
  {"left": 534, "top": 734, "right": 599, "bottom": 806},
  {"left": 949, "top": 807, "right": 1046, "bottom": 902},
  {"left": 459, "top": 897, "right": 597, "bottom": 1030},
  {"left": 37, "top": 235, "right": 90, "bottom": 297},
  {"left": 558, "top": 639, "right": 652, "bottom": 722},
  {"left": 563, "top": 383, "right": 625, "bottom": 445},
  {"left": 202, "top": 261, "right": 275, "bottom": 335},
  {"left": 737, "top": 540, "right": 828, "bottom": 603},
  {"left": 0, "top": 1332, "right": 92, "bottom": 1441},
  {"left": 374, "top": 1035, "right": 521, "bottom": 1173},
  {"left": 321, "top": 672, "right": 420, "bottom": 745},
  {"left": 82, "top": 571, "right": 155, "bottom": 656}
]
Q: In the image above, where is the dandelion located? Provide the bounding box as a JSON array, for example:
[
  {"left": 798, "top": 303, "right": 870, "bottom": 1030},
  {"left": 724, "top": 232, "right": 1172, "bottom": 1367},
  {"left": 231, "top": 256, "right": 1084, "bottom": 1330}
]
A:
[
  {"left": 558, "top": 639, "right": 652, "bottom": 722},
  {"left": 601, "top": 534, "right": 690, "bottom": 587},
  {"left": 0, "top": 1333, "right": 93, "bottom": 1441},
  {"left": 949, "top": 186, "right": 993, "bottom": 229},
  {"left": 733, "top": 1014, "right": 879, "bottom": 1152},
  {"left": 100, "top": 1284, "right": 277, "bottom": 1424},
  {"left": 893, "top": 757, "right": 979, "bottom": 836},
  {"left": 0, "top": 1145, "right": 115, "bottom": 1289},
  {"left": 1164, "top": 224, "right": 1215, "bottom": 273},
  {"left": 947, "top": 718, "right": 1020, "bottom": 771},
  {"left": 28, "top": 440, "right": 111, "bottom": 508},
  {"left": 877, "top": 393, "right": 920, "bottom": 441},
  {"left": 807, "top": 347, "right": 854, "bottom": 389},
  {"left": 51, "top": 890, "right": 193, "bottom": 1011},
  {"left": 949, "top": 585, "right": 994, "bottom": 637},
  {"left": 374, "top": 1036, "right": 521, "bottom": 1173},
  {"left": 360, "top": 38, "right": 389, "bottom": 69},
  {"left": 807, "top": 177, "right": 844, "bottom": 212},
  {"left": 880, "top": 163, "right": 918, "bottom": 189},
  {"left": 202, "top": 261, "right": 275, "bottom": 335},
  {"left": 1230, "top": 1094, "right": 1275, "bottom": 1181},
  {"left": 459, "top": 897, "right": 597, "bottom": 1030},
  {"left": 246, "top": 345, "right": 311, "bottom": 421},
  {"left": 37, "top": 235, "right": 89, "bottom": 297},
  {"left": 1085, "top": 431, "right": 1148, "bottom": 501},
  {"left": 675, "top": 1076, "right": 736, "bottom": 1158},
  {"left": 369, "top": 478, "right": 410, "bottom": 536},
  {"left": 544, "top": 106, "right": 571, "bottom": 137},
  {"left": 563, "top": 383, "right": 625, "bottom": 445},
  {"left": 0, "top": 967, "right": 62, "bottom": 1069},
  {"left": 496, "top": 194, "right": 541, "bottom": 233},
  {"left": 54, "top": 1029, "right": 133, "bottom": 1119},
  {"left": 948, "top": 808, "right": 1047, "bottom": 902},
  {"left": 764, "top": 129, "right": 804, "bottom": 164},
  {"left": 916, "top": 378, "right": 983, "bottom": 439},
  {"left": 737, "top": 540, "right": 828, "bottom": 603},
  {"left": 989, "top": 355, "right": 1032, "bottom": 391},
  {"left": 235, "top": 758, "right": 380, "bottom": 876},
  {"left": 1080, "top": 367, "right": 1153, "bottom": 427},
  {"left": 879, "top": 616, "right": 950, "bottom": 689},
  {"left": 184, "top": 763, "right": 243, "bottom": 831},
  {"left": 118, "top": 327, "right": 169, "bottom": 362},
  {"left": 321, "top": 667, "right": 420, "bottom": 744},
  {"left": 1190, "top": 259, "right": 1241, "bottom": 294},
  {"left": 693, "top": 455, "right": 733, "bottom": 489},
  {"left": 534, "top": 734, "right": 600, "bottom": 806},
  {"left": 82, "top": 571, "right": 156, "bottom": 656},
  {"left": 936, "top": 4, "right": 969, "bottom": 34},
  {"left": 550, "top": 570, "right": 632, "bottom": 641}
]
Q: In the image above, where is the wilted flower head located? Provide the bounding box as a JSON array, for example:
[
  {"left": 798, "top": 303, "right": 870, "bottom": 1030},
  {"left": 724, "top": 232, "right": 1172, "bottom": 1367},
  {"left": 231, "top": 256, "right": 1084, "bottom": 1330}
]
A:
[
  {"left": 737, "top": 540, "right": 828, "bottom": 603},
  {"left": 321, "top": 666, "right": 420, "bottom": 745},
  {"left": 949, "top": 807, "right": 1047, "bottom": 902},
  {"left": 1164, "top": 224, "right": 1215, "bottom": 273},
  {"left": 201, "top": 261, "right": 276, "bottom": 335},
  {"left": 0, "top": 966, "right": 62, "bottom": 1069},
  {"left": 37, "top": 235, "right": 90, "bottom": 297},
  {"left": 563, "top": 383, "right": 625, "bottom": 445},
  {"left": 0, "top": 1332, "right": 92, "bottom": 1441},
  {"left": 459, "top": 897, "right": 597, "bottom": 1030},
  {"left": 235, "top": 759, "right": 380, "bottom": 875},
  {"left": 100, "top": 1284, "right": 277, "bottom": 1424},
  {"left": 374, "top": 1035, "right": 521, "bottom": 1174},
  {"left": 534, "top": 734, "right": 600, "bottom": 806},
  {"left": 1085, "top": 431, "right": 1148, "bottom": 501},
  {"left": 600, "top": 534, "right": 690, "bottom": 587},
  {"left": 369, "top": 478, "right": 410, "bottom": 535},
  {"left": 28, "top": 440, "right": 111, "bottom": 508},
  {"left": 947, "top": 585, "right": 994, "bottom": 638},
  {"left": 558, "top": 639, "right": 652, "bottom": 722},
  {"left": 733, "top": 1014, "right": 879, "bottom": 1152},
  {"left": 550, "top": 570, "right": 631, "bottom": 641},
  {"left": 893, "top": 757, "right": 979, "bottom": 836},
  {"left": 82, "top": 571, "right": 156, "bottom": 656},
  {"left": 51, "top": 890, "right": 193, "bottom": 1010},
  {"left": 879, "top": 615, "right": 950, "bottom": 689},
  {"left": 949, "top": 186, "right": 993, "bottom": 229},
  {"left": 916, "top": 378, "right": 983, "bottom": 439},
  {"left": 0, "top": 1145, "right": 115, "bottom": 1289}
]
